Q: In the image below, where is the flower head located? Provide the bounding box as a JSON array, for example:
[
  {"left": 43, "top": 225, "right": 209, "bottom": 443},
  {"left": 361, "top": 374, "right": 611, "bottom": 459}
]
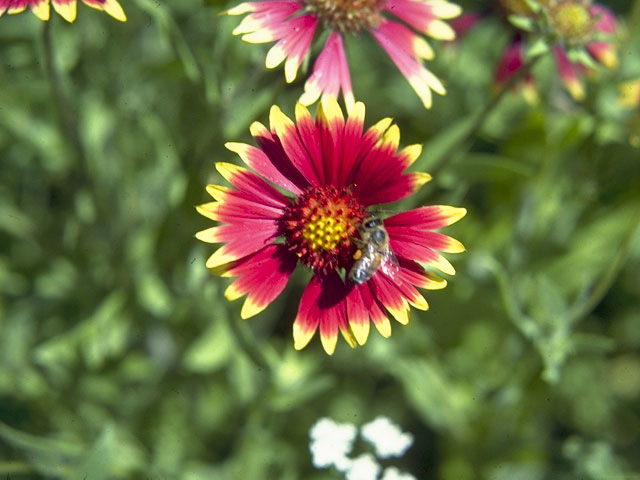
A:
[
  {"left": 196, "top": 98, "right": 466, "bottom": 354},
  {"left": 361, "top": 416, "right": 414, "bottom": 459},
  {"left": 310, "top": 417, "right": 358, "bottom": 471},
  {"left": 494, "top": 0, "right": 619, "bottom": 101},
  {"left": 0, "top": 0, "right": 126, "bottom": 22},
  {"left": 227, "top": 0, "right": 462, "bottom": 110}
]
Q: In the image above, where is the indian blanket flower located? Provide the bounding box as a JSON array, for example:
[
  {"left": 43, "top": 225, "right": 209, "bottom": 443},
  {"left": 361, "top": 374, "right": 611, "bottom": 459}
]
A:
[
  {"left": 494, "top": 0, "right": 619, "bottom": 101},
  {"left": 0, "top": 0, "right": 126, "bottom": 22},
  {"left": 226, "top": 0, "right": 462, "bottom": 111},
  {"left": 196, "top": 98, "right": 466, "bottom": 354}
]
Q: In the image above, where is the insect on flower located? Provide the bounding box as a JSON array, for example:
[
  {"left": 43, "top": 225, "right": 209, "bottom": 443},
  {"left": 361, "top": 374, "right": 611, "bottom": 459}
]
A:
[
  {"left": 349, "top": 214, "right": 400, "bottom": 285},
  {"left": 196, "top": 97, "right": 466, "bottom": 354}
]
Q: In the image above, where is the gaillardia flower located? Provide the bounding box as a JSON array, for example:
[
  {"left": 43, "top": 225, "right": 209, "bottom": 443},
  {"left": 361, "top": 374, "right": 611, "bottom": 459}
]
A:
[
  {"left": 196, "top": 98, "right": 466, "bottom": 354},
  {"left": 495, "top": 0, "right": 619, "bottom": 101},
  {"left": 0, "top": 0, "right": 126, "bottom": 22},
  {"left": 227, "top": 0, "right": 462, "bottom": 110}
]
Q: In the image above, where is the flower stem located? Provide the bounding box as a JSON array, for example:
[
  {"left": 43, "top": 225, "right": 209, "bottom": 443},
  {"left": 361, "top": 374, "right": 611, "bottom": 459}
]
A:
[
  {"left": 567, "top": 208, "right": 640, "bottom": 325},
  {"left": 41, "top": 20, "right": 84, "bottom": 165},
  {"left": 425, "top": 53, "right": 544, "bottom": 176},
  {"left": 631, "top": 0, "right": 640, "bottom": 31},
  {"left": 225, "top": 311, "right": 275, "bottom": 376}
]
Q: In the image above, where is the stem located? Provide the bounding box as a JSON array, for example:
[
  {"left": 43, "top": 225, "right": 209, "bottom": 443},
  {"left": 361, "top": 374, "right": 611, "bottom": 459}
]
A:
[
  {"left": 567, "top": 209, "right": 640, "bottom": 325},
  {"left": 631, "top": 0, "right": 640, "bottom": 31},
  {"left": 41, "top": 20, "right": 84, "bottom": 165},
  {"left": 0, "top": 462, "right": 37, "bottom": 475},
  {"left": 427, "top": 53, "right": 544, "bottom": 176},
  {"left": 225, "top": 312, "right": 274, "bottom": 376}
]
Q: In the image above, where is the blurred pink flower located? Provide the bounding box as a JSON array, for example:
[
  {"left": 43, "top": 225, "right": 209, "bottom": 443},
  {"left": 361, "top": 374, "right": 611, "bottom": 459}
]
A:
[{"left": 227, "top": 0, "right": 463, "bottom": 111}]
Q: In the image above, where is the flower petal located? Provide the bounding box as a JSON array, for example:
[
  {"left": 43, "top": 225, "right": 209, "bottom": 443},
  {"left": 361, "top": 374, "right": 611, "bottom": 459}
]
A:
[
  {"left": 293, "top": 273, "right": 354, "bottom": 354},
  {"left": 385, "top": 206, "right": 466, "bottom": 230},
  {"left": 369, "top": 273, "right": 411, "bottom": 325},
  {"left": 299, "top": 31, "right": 355, "bottom": 114},
  {"left": 316, "top": 96, "right": 347, "bottom": 186},
  {"left": 223, "top": 245, "right": 297, "bottom": 319},
  {"left": 215, "top": 162, "right": 289, "bottom": 208},
  {"left": 371, "top": 20, "right": 446, "bottom": 109},
  {"left": 383, "top": 0, "right": 461, "bottom": 40},
  {"left": 345, "top": 285, "right": 370, "bottom": 345},
  {"left": 262, "top": 15, "right": 318, "bottom": 82},
  {"left": 358, "top": 283, "right": 392, "bottom": 337},
  {"left": 269, "top": 105, "right": 322, "bottom": 186},
  {"left": 553, "top": 46, "right": 585, "bottom": 101},
  {"left": 81, "top": 0, "right": 126, "bottom": 21}
]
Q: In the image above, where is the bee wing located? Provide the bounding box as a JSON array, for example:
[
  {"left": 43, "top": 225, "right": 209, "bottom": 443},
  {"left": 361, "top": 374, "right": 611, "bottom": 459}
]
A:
[{"left": 380, "top": 247, "right": 400, "bottom": 280}]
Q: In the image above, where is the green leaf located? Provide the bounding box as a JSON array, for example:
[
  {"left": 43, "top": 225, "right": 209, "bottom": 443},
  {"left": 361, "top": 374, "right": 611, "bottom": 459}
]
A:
[{"left": 508, "top": 14, "right": 536, "bottom": 32}]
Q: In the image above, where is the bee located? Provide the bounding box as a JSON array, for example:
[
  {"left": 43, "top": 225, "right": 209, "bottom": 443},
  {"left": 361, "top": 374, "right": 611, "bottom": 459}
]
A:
[{"left": 348, "top": 214, "right": 400, "bottom": 285}]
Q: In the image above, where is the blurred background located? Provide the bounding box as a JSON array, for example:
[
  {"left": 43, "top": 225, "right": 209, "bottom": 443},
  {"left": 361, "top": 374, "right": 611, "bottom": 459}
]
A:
[{"left": 1, "top": 0, "right": 639, "bottom": 478}]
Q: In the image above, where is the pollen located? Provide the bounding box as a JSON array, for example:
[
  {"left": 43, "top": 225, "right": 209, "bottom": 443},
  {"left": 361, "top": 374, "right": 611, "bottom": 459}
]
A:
[
  {"left": 303, "top": 0, "right": 384, "bottom": 34},
  {"left": 281, "top": 185, "right": 366, "bottom": 275}
]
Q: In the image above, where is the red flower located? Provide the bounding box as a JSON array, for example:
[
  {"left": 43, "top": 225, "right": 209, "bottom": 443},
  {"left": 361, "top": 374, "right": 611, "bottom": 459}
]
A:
[
  {"left": 0, "top": 0, "right": 126, "bottom": 22},
  {"left": 227, "top": 0, "right": 462, "bottom": 110},
  {"left": 196, "top": 98, "right": 466, "bottom": 354}
]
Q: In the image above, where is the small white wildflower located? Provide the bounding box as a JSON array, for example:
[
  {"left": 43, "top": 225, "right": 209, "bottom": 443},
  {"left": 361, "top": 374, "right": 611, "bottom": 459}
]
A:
[
  {"left": 345, "top": 453, "right": 381, "bottom": 480},
  {"left": 360, "top": 416, "right": 414, "bottom": 459},
  {"left": 309, "top": 417, "right": 357, "bottom": 472},
  {"left": 381, "top": 466, "right": 417, "bottom": 480}
]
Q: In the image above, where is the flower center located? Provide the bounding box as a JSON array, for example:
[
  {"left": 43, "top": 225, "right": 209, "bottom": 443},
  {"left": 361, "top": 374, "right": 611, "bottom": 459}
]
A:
[
  {"left": 546, "top": 1, "right": 594, "bottom": 45},
  {"left": 303, "top": 0, "right": 384, "bottom": 34},
  {"left": 281, "top": 185, "right": 366, "bottom": 275}
]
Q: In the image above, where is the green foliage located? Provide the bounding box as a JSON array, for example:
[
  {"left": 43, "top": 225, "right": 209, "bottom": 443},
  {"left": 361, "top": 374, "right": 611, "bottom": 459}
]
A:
[{"left": 1, "top": 1, "right": 640, "bottom": 479}]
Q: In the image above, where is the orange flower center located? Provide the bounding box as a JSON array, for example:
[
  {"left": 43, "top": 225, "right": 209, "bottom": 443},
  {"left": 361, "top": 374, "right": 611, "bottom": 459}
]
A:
[
  {"left": 546, "top": 1, "right": 594, "bottom": 45},
  {"left": 281, "top": 185, "right": 366, "bottom": 275},
  {"left": 303, "top": 0, "right": 384, "bottom": 34}
]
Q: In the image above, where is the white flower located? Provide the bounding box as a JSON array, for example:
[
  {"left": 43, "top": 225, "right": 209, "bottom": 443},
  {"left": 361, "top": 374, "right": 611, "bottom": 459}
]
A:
[
  {"left": 381, "top": 466, "right": 417, "bottom": 480},
  {"left": 345, "top": 453, "right": 381, "bottom": 480},
  {"left": 360, "top": 417, "right": 414, "bottom": 459},
  {"left": 309, "top": 417, "right": 357, "bottom": 472}
]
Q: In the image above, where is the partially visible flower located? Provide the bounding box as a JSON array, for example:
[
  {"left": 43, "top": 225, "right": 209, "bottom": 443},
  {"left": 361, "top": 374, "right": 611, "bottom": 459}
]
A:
[
  {"left": 617, "top": 78, "right": 640, "bottom": 147},
  {"left": 381, "top": 467, "right": 418, "bottom": 480},
  {"left": 309, "top": 417, "right": 357, "bottom": 471},
  {"left": 0, "top": 0, "right": 126, "bottom": 22},
  {"left": 345, "top": 453, "right": 381, "bottom": 480},
  {"left": 618, "top": 79, "right": 640, "bottom": 108},
  {"left": 361, "top": 416, "right": 414, "bottom": 459},
  {"left": 496, "top": 0, "right": 619, "bottom": 101},
  {"left": 227, "top": 0, "right": 463, "bottom": 111},
  {"left": 196, "top": 98, "right": 466, "bottom": 354},
  {"left": 494, "top": 39, "right": 538, "bottom": 103}
]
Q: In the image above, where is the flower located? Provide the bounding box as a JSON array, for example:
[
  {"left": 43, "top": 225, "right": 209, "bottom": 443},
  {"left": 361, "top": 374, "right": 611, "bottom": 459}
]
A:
[
  {"left": 226, "top": 0, "right": 463, "bottom": 111},
  {"left": 0, "top": 0, "right": 126, "bottom": 22},
  {"left": 495, "top": 0, "right": 619, "bottom": 101},
  {"left": 360, "top": 416, "right": 414, "bottom": 459},
  {"left": 195, "top": 98, "right": 466, "bottom": 354},
  {"left": 618, "top": 79, "right": 640, "bottom": 109},
  {"left": 381, "top": 467, "right": 417, "bottom": 480},
  {"left": 309, "top": 417, "right": 358, "bottom": 471},
  {"left": 345, "top": 453, "right": 381, "bottom": 480}
]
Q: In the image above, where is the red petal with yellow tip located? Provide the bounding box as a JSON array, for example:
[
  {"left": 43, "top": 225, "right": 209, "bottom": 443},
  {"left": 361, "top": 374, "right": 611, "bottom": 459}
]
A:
[
  {"left": 224, "top": 245, "right": 297, "bottom": 319},
  {"left": 293, "top": 273, "right": 351, "bottom": 355}
]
